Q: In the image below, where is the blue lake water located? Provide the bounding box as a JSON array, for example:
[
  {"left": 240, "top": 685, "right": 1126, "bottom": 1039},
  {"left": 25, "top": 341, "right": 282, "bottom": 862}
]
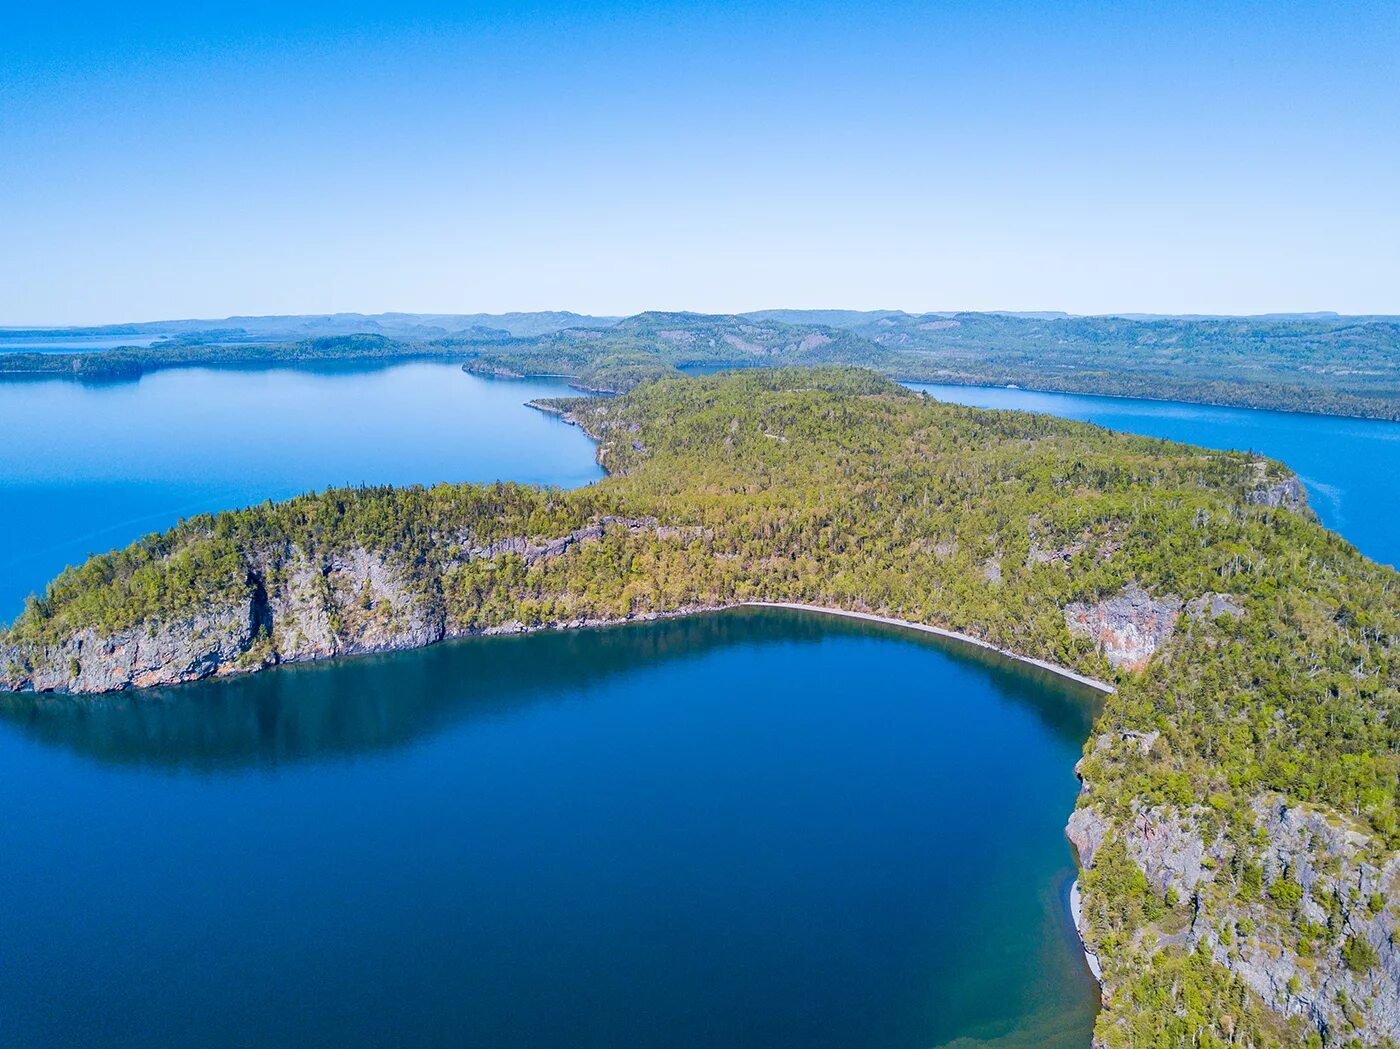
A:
[
  {"left": 909, "top": 384, "right": 1400, "bottom": 568},
  {"left": 0, "top": 335, "right": 167, "bottom": 351},
  {"left": 0, "top": 362, "right": 1105, "bottom": 1048},
  {"left": 0, "top": 609, "right": 1100, "bottom": 1049}
]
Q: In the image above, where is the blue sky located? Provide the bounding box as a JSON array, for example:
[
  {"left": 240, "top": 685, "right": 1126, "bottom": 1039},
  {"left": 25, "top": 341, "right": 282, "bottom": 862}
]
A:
[{"left": 2, "top": 0, "right": 1396, "bottom": 323}]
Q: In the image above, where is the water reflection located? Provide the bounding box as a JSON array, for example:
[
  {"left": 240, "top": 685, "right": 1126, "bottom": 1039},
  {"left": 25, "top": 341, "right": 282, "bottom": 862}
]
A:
[{"left": 0, "top": 608, "right": 1098, "bottom": 772}]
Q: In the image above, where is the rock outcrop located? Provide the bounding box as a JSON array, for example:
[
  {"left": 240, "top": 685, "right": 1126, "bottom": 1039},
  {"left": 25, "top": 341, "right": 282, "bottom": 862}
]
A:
[
  {"left": 1247, "top": 461, "right": 1307, "bottom": 510},
  {"left": 0, "top": 517, "right": 679, "bottom": 694},
  {"left": 1064, "top": 585, "right": 1184, "bottom": 671},
  {"left": 1070, "top": 744, "right": 1400, "bottom": 1045}
]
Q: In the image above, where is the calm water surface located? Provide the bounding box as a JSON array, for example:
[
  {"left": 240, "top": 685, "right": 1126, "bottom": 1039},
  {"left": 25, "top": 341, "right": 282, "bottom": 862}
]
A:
[
  {"left": 0, "top": 609, "right": 1100, "bottom": 1049},
  {"left": 0, "top": 335, "right": 167, "bottom": 351},
  {"left": 909, "top": 383, "right": 1400, "bottom": 567}
]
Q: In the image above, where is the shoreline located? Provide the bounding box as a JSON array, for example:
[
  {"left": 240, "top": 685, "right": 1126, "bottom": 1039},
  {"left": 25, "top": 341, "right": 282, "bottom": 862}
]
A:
[
  {"left": 1069, "top": 879, "right": 1103, "bottom": 982},
  {"left": 739, "top": 602, "right": 1114, "bottom": 694},
  {"left": 2, "top": 598, "right": 1113, "bottom": 697}
]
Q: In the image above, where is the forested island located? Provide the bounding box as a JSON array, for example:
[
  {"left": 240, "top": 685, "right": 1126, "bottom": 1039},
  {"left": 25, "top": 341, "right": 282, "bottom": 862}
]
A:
[
  {"left": 4, "top": 309, "right": 1399, "bottom": 420},
  {"left": 2, "top": 367, "right": 1396, "bottom": 1046}
]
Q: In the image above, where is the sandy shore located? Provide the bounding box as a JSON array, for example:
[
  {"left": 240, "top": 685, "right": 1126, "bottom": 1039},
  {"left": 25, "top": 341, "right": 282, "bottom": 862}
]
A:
[{"left": 739, "top": 602, "right": 1114, "bottom": 694}]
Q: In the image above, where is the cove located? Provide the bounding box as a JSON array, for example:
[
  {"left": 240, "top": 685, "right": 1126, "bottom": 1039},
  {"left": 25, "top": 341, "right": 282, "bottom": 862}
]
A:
[
  {"left": 908, "top": 382, "right": 1400, "bottom": 568},
  {"left": 0, "top": 607, "right": 1101, "bottom": 1049}
]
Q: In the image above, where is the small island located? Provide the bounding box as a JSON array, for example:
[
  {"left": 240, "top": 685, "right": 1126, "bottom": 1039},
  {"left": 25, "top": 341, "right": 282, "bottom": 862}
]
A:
[{"left": 2, "top": 367, "right": 1396, "bottom": 1046}]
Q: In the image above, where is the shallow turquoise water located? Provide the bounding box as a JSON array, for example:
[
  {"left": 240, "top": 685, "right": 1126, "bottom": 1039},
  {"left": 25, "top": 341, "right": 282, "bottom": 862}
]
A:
[{"left": 908, "top": 383, "right": 1400, "bottom": 568}]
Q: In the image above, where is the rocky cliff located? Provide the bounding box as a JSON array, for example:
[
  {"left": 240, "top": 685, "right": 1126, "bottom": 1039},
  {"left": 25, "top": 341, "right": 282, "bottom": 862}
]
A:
[
  {"left": 0, "top": 517, "right": 690, "bottom": 694},
  {"left": 1070, "top": 740, "right": 1400, "bottom": 1045}
]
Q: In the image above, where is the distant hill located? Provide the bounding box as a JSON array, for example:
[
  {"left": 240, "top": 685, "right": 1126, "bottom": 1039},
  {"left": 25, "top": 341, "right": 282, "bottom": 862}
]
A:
[
  {"left": 3, "top": 309, "right": 1399, "bottom": 420},
  {"left": 0, "top": 311, "right": 619, "bottom": 347}
]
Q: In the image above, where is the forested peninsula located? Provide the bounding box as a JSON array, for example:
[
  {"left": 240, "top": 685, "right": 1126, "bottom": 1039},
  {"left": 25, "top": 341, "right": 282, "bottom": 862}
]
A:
[
  {"left": 3, "top": 368, "right": 1397, "bottom": 1046},
  {"left": 4, "top": 309, "right": 1399, "bottom": 420}
]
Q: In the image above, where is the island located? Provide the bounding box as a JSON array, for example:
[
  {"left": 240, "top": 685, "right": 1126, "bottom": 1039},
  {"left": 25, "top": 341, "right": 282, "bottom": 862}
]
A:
[{"left": 2, "top": 367, "right": 1396, "bottom": 1046}]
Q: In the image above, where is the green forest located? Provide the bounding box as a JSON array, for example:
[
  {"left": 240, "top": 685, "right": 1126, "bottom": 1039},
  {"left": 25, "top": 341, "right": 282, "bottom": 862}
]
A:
[{"left": 3, "top": 367, "right": 1397, "bottom": 1046}]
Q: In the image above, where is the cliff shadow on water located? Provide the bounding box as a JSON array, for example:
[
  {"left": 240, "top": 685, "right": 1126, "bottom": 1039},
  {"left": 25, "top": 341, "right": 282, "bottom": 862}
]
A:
[{"left": 0, "top": 607, "right": 1101, "bottom": 775}]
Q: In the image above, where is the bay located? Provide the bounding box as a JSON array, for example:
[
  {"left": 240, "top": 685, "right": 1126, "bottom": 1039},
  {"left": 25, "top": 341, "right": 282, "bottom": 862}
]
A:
[{"left": 0, "top": 608, "right": 1100, "bottom": 1049}]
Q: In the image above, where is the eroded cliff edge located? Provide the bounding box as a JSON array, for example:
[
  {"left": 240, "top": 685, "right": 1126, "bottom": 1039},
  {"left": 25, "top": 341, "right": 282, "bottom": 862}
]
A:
[{"left": 2, "top": 368, "right": 1395, "bottom": 1047}]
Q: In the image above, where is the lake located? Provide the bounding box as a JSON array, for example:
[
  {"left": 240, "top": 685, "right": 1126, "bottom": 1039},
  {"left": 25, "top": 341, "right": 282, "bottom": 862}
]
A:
[
  {"left": 0, "top": 361, "right": 1105, "bottom": 1048},
  {"left": 0, "top": 335, "right": 168, "bottom": 351},
  {"left": 909, "top": 383, "right": 1400, "bottom": 568},
  {"left": 0, "top": 608, "right": 1100, "bottom": 1049}
]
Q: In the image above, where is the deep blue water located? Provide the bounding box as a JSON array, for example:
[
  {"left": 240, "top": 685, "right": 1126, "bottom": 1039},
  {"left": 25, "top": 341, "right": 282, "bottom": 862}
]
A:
[
  {"left": 0, "top": 610, "right": 1100, "bottom": 1049},
  {"left": 0, "top": 363, "right": 602, "bottom": 618},
  {"left": 909, "top": 384, "right": 1400, "bottom": 568}
]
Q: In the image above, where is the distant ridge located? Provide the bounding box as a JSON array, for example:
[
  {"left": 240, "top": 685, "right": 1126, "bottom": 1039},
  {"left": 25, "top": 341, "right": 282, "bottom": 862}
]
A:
[{"left": 2, "top": 309, "right": 1398, "bottom": 421}]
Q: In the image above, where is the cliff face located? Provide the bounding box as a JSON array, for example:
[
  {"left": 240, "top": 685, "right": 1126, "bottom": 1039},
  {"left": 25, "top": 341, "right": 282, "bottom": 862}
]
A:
[
  {"left": 0, "top": 517, "right": 674, "bottom": 694},
  {"left": 1064, "top": 586, "right": 1184, "bottom": 671},
  {"left": 1070, "top": 745, "right": 1400, "bottom": 1045},
  {"left": 1063, "top": 587, "right": 1246, "bottom": 672},
  {"left": 8, "top": 601, "right": 264, "bottom": 693}
]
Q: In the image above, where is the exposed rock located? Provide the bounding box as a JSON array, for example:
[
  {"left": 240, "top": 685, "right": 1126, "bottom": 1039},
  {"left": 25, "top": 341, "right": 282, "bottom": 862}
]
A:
[
  {"left": 1063, "top": 585, "right": 1183, "bottom": 671},
  {"left": 0, "top": 517, "right": 687, "bottom": 695},
  {"left": 1067, "top": 805, "right": 1111, "bottom": 869},
  {"left": 1027, "top": 540, "right": 1086, "bottom": 567},
  {"left": 1185, "top": 591, "right": 1246, "bottom": 620},
  {"left": 1, "top": 600, "right": 261, "bottom": 693},
  {"left": 1027, "top": 522, "right": 1124, "bottom": 568},
  {"left": 723, "top": 333, "right": 765, "bottom": 355},
  {"left": 981, "top": 556, "right": 1002, "bottom": 584},
  {"left": 1247, "top": 463, "right": 1306, "bottom": 510},
  {"left": 1070, "top": 776, "right": 1400, "bottom": 1045},
  {"left": 1194, "top": 799, "right": 1400, "bottom": 1044},
  {"left": 1125, "top": 805, "right": 1210, "bottom": 898}
]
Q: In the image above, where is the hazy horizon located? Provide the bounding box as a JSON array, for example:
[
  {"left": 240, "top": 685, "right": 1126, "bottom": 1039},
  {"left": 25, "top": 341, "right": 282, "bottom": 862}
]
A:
[
  {"left": 4, "top": 1, "right": 1397, "bottom": 323},
  {"left": 2, "top": 306, "right": 1394, "bottom": 331}
]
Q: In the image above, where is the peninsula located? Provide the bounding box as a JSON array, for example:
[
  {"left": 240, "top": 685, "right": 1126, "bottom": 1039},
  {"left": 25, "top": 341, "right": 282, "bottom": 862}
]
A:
[{"left": 2, "top": 368, "right": 1396, "bottom": 1046}]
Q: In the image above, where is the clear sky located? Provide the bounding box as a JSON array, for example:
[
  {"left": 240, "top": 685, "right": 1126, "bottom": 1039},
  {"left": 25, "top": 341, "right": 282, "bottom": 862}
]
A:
[{"left": 2, "top": 0, "right": 1396, "bottom": 324}]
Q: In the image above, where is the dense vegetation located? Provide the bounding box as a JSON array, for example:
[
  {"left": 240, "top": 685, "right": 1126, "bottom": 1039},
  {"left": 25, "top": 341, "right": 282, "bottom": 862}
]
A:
[
  {"left": 0, "top": 333, "right": 485, "bottom": 380},
  {"left": 4, "top": 367, "right": 1396, "bottom": 1045},
  {"left": 5, "top": 309, "right": 1398, "bottom": 420}
]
